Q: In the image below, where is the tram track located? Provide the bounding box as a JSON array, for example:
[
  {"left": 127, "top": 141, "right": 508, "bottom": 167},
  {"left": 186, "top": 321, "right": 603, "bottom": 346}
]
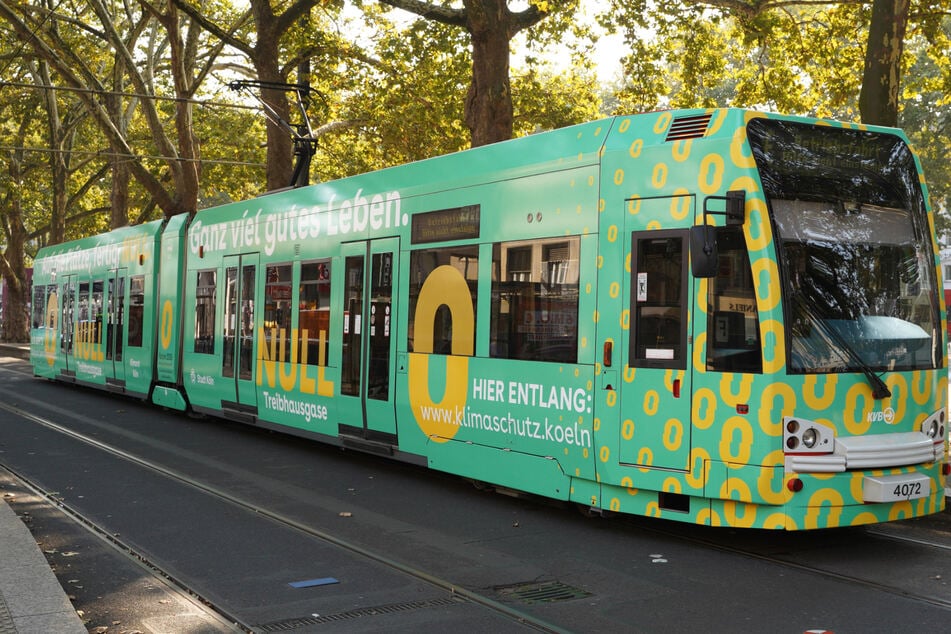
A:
[
  {"left": 706, "top": 535, "right": 951, "bottom": 612},
  {"left": 0, "top": 461, "right": 247, "bottom": 632},
  {"left": 864, "top": 526, "right": 951, "bottom": 552},
  {"left": 0, "top": 397, "right": 571, "bottom": 633},
  {"left": 4, "top": 360, "right": 951, "bottom": 631},
  {"left": 620, "top": 511, "right": 951, "bottom": 613}
]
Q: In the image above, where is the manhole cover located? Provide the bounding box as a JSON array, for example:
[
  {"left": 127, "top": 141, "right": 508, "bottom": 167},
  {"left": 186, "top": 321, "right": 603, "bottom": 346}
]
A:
[
  {"left": 256, "top": 596, "right": 463, "bottom": 631},
  {"left": 495, "top": 580, "right": 593, "bottom": 604}
]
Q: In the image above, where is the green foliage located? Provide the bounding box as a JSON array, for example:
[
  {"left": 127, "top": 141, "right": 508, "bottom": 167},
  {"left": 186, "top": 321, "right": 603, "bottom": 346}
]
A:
[
  {"left": 512, "top": 63, "right": 602, "bottom": 134},
  {"left": 313, "top": 13, "right": 471, "bottom": 181},
  {"left": 311, "top": 3, "right": 601, "bottom": 180},
  {"left": 0, "top": 65, "right": 108, "bottom": 255},
  {"left": 900, "top": 17, "right": 951, "bottom": 236},
  {"left": 193, "top": 98, "right": 268, "bottom": 206},
  {"left": 600, "top": 0, "right": 950, "bottom": 228},
  {"left": 2, "top": 0, "right": 947, "bottom": 242}
]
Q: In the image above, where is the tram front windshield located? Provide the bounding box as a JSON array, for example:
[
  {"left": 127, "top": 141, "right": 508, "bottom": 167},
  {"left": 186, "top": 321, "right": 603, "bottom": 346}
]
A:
[{"left": 748, "top": 118, "right": 941, "bottom": 374}]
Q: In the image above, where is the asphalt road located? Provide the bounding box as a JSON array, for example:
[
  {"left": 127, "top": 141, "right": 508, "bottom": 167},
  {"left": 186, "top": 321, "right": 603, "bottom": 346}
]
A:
[{"left": 2, "top": 356, "right": 950, "bottom": 633}]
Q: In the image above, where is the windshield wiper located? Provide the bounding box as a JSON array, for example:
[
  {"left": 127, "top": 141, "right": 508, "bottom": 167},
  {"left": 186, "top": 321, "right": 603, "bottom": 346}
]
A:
[
  {"left": 811, "top": 316, "right": 892, "bottom": 399},
  {"left": 796, "top": 290, "right": 892, "bottom": 399}
]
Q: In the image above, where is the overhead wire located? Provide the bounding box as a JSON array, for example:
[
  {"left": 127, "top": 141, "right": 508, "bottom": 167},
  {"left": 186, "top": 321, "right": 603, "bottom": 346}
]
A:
[
  {"left": 0, "top": 80, "right": 261, "bottom": 111},
  {"left": 0, "top": 144, "right": 265, "bottom": 168},
  {"left": 0, "top": 81, "right": 267, "bottom": 168}
]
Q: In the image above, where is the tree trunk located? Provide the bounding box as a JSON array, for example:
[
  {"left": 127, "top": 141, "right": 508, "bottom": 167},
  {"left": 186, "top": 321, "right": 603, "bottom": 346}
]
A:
[
  {"left": 379, "top": 0, "right": 546, "bottom": 148},
  {"left": 110, "top": 160, "right": 131, "bottom": 228},
  {"left": 0, "top": 260, "right": 29, "bottom": 343},
  {"left": 36, "top": 61, "right": 68, "bottom": 244},
  {"left": 259, "top": 63, "right": 295, "bottom": 191},
  {"left": 859, "top": 0, "right": 909, "bottom": 126},
  {"left": 166, "top": 0, "right": 200, "bottom": 215},
  {"left": 1, "top": 152, "right": 30, "bottom": 343},
  {"left": 465, "top": 0, "right": 514, "bottom": 146},
  {"left": 251, "top": 1, "right": 295, "bottom": 191},
  {"left": 104, "top": 55, "right": 131, "bottom": 228}
]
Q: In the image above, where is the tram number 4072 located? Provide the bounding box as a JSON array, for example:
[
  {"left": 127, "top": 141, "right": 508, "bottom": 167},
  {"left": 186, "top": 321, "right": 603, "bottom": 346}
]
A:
[
  {"left": 893, "top": 482, "right": 922, "bottom": 498},
  {"left": 863, "top": 473, "right": 931, "bottom": 503}
]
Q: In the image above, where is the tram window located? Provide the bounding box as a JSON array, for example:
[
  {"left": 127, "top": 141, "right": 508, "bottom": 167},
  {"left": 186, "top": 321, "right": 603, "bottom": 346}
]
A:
[
  {"left": 91, "top": 281, "right": 103, "bottom": 347},
  {"left": 408, "top": 246, "right": 478, "bottom": 355},
  {"left": 128, "top": 275, "right": 145, "bottom": 347},
  {"left": 32, "top": 285, "right": 46, "bottom": 329},
  {"left": 491, "top": 237, "right": 580, "bottom": 363},
  {"left": 108, "top": 276, "right": 125, "bottom": 361},
  {"left": 342, "top": 255, "right": 364, "bottom": 396},
  {"left": 222, "top": 267, "right": 237, "bottom": 377},
  {"left": 238, "top": 265, "right": 256, "bottom": 380},
  {"left": 367, "top": 251, "right": 394, "bottom": 400},
  {"left": 194, "top": 270, "right": 216, "bottom": 354},
  {"left": 264, "top": 264, "right": 293, "bottom": 361},
  {"left": 706, "top": 228, "right": 763, "bottom": 373},
  {"left": 78, "top": 282, "right": 90, "bottom": 326},
  {"left": 61, "top": 281, "right": 74, "bottom": 354},
  {"left": 299, "top": 260, "right": 331, "bottom": 366},
  {"left": 46, "top": 286, "right": 57, "bottom": 331},
  {"left": 631, "top": 232, "right": 686, "bottom": 369},
  {"left": 77, "top": 281, "right": 91, "bottom": 351}
]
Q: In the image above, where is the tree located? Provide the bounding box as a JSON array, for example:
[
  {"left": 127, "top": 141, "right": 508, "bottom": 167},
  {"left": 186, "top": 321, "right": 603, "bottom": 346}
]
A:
[
  {"left": 0, "top": 23, "right": 107, "bottom": 342},
  {"left": 601, "top": 1, "right": 949, "bottom": 232},
  {"left": 0, "top": 0, "right": 232, "bottom": 220},
  {"left": 173, "top": 0, "right": 327, "bottom": 191},
  {"left": 602, "top": 0, "right": 947, "bottom": 126},
  {"left": 0, "top": 117, "right": 32, "bottom": 343},
  {"left": 312, "top": 3, "right": 600, "bottom": 180},
  {"left": 378, "top": 0, "right": 568, "bottom": 146},
  {"left": 900, "top": 17, "right": 951, "bottom": 234},
  {"left": 319, "top": 13, "right": 472, "bottom": 175},
  {"left": 860, "top": 0, "right": 910, "bottom": 125}
]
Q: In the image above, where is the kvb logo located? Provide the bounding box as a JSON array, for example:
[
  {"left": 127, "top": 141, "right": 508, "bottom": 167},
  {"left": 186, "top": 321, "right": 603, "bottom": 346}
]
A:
[{"left": 866, "top": 407, "right": 896, "bottom": 424}]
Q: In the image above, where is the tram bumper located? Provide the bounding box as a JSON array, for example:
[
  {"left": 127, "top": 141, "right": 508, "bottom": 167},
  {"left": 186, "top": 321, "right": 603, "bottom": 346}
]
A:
[
  {"left": 782, "top": 412, "right": 946, "bottom": 474},
  {"left": 766, "top": 412, "right": 949, "bottom": 528}
]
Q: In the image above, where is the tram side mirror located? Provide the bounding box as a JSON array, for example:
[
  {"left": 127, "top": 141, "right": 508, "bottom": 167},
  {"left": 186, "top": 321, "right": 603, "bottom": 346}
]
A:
[{"left": 690, "top": 224, "right": 719, "bottom": 278}]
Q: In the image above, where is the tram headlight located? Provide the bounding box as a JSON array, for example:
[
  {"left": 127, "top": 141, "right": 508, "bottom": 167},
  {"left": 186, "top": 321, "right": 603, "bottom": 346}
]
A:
[
  {"left": 920, "top": 414, "right": 945, "bottom": 441},
  {"left": 783, "top": 416, "right": 834, "bottom": 454}
]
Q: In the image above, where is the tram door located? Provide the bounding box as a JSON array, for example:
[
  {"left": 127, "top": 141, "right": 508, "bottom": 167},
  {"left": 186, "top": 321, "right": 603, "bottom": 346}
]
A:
[
  {"left": 60, "top": 275, "right": 76, "bottom": 374},
  {"left": 619, "top": 220, "right": 694, "bottom": 471},
  {"left": 106, "top": 269, "right": 127, "bottom": 382},
  {"left": 339, "top": 238, "right": 399, "bottom": 442},
  {"left": 222, "top": 254, "right": 259, "bottom": 413}
]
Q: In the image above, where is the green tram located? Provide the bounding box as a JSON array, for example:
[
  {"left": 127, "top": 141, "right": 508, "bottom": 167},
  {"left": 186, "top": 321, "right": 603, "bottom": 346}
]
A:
[{"left": 30, "top": 109, "right": 949, "bottom": 530}]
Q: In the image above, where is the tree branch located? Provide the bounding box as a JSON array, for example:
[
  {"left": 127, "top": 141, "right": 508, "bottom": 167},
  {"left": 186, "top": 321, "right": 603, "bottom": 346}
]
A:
[
  {"left": 379, "top": 0, "right": 468, "bottom": 27},
  {"left": 170, "top": 0, "right": 254, "bottom": 57}
]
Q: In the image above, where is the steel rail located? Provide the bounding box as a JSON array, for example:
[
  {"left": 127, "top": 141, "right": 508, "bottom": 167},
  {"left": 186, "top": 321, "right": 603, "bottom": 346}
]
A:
[
  {"left": 0, "top": 398, "right": 571, "bottom": 634},
  {"left": 0, "top": 462, "right": 249, "bottom": 633},
  {"left": 862, "top": 527, "right": 951, "bottom": 552},
  {"left": 623, "top": 518, "right": 951, "bottom": 612}
]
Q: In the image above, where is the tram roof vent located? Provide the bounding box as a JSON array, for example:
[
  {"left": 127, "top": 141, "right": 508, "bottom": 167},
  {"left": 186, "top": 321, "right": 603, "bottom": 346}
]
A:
[{"left": 665, "top": 113, "right": 713, "bottom": 142}]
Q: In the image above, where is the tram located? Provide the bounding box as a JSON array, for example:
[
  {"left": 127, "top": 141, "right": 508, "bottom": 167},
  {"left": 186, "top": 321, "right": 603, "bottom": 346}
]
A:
[{"left": 30, "top": 109, "right": 949, "bottom": 530}]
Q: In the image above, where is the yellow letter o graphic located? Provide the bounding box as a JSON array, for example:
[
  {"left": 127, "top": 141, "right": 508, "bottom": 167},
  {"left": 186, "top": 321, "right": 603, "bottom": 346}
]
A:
[
  {"left": 44, "top": 291, "right": 59, "bottom": 365},
  {"left": 408, "top": 265, "right": 474, "bottom": 441},
  {"left": 698, "top": 153, "right": 725, "bottom": 194},
  {"left": 161, "top": 300, "right": 174, "bottom": 350},
  {"left": 663, "top": 418, "right": 683, "bottom": 451}
]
